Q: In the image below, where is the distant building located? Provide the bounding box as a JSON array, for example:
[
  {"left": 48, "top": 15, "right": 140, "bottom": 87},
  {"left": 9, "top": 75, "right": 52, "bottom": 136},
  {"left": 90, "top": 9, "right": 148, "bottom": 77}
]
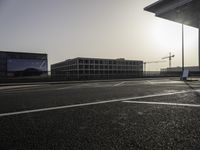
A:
[
  {"left": 51, "top": 57, "right": 143, "bottom": 80},
  {"left": 161, "top": 66, "right": 200, "bottom": 77},
  {"left": 0, "top": 51, "right": 48, "bottom": 77},
  {"left": 161, "top": 66, "right": 200, "bottom": 72}
]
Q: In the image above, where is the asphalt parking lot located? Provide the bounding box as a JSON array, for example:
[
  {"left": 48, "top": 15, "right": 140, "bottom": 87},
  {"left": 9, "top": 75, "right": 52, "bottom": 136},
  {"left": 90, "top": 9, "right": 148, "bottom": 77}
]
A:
[{"left": 0, "top": 78, "right": 200, "bottom": 150}]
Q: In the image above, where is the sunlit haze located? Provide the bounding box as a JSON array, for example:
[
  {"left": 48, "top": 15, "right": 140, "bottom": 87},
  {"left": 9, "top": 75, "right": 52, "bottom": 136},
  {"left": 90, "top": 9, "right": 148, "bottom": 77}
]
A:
[{"left": 0, "top": 0, "right": 198, "bottom": 71}]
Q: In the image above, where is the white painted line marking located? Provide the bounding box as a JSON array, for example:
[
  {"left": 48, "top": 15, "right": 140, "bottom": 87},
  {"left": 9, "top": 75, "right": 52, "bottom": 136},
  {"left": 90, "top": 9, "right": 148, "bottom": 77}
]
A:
[
  {"left": 123, "top": 101, "right": 200, "bottom": 107},
  {"left": 57, "top": 84, "right": 84, "bottom": 90},
  {"left": 57, "top": 86, "right": 76, "bottom": 90},
  {"left": 146, "top": 80, "right": 153, "bottom": 84},
  {"left": 57, "top": 83, "right": 93, "bottom": 90},
  {"left": 147, "top": 80, "right": 183, "bottom": 85},
  {"left": 0, "top": 89, "right": 199, "bottom": 117},
  {"left": 113, "top": 81, "right": 126, "bottom": 87},
  {"left": 0, "top": 85, "right": 41, "bottom": 90}
]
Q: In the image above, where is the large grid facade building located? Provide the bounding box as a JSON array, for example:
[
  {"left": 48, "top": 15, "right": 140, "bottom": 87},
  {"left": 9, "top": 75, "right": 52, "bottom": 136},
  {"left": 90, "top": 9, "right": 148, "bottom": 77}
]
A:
[{"left": 51, "top": 57, "right": 143, "bottom": 80}]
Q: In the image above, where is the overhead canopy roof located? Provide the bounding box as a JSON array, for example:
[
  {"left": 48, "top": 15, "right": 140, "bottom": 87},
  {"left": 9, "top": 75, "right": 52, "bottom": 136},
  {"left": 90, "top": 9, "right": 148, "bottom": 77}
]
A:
[{"left": 144, "top": 0, "right": 200, "bottom": 28}]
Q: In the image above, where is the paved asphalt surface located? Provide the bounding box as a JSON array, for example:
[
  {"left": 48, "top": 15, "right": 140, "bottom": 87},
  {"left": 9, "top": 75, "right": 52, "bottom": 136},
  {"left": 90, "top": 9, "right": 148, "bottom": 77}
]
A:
[{"left": 0, "top": 78, "right": 200, "bottom": 150}]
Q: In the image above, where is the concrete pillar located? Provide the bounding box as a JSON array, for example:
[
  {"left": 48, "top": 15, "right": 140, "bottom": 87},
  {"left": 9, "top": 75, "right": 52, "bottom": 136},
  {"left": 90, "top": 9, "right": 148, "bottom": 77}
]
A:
[
  {"left": 182, "top": 24, "right": 184, "bottom": 72},
  {"left": 199, "top": 27, "right": 200, "bottom": 71}
]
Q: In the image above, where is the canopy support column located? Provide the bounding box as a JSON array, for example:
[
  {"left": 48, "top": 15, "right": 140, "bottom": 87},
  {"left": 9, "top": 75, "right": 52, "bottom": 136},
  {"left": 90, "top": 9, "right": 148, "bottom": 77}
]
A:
[
  {"left": 199, "top": 26, "right": 200, "bottom": 71},
  {"left": 182, "top": 24, "right": 184, "bottom": 72}
]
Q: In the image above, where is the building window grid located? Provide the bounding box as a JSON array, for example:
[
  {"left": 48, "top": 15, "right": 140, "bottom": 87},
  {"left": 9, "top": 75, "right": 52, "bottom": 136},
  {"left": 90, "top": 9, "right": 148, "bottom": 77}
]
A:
[{"left": 52, "top": 58, "right": 143, "bottom": 78}]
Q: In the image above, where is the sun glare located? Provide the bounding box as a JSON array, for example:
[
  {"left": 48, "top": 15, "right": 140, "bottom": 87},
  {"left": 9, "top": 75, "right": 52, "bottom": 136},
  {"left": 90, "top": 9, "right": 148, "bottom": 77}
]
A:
[
  {"left": 149, "top": 18, "right": 199, "bottom": 68},
  {"left": 152, "top": 20, "right": 182, "bottom": 51}
]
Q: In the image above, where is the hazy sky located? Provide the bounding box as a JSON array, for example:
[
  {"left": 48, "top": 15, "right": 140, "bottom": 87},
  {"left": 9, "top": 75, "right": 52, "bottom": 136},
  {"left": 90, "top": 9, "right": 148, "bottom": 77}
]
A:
[{"left": 0, "top": 0, "right": 198, "bottom": 71}]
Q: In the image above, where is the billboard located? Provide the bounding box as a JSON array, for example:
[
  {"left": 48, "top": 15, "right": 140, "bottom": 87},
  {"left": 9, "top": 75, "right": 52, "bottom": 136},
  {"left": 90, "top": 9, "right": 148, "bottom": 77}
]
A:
[{"left": 7, "top": 58, "right": 47, "bottom": 76}]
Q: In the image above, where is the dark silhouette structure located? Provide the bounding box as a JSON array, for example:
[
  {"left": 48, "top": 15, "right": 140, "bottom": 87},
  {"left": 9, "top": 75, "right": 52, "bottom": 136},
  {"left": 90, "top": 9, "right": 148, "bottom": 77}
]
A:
[{"left": 51, "top": 57, "right": 143, "bottom": 80}]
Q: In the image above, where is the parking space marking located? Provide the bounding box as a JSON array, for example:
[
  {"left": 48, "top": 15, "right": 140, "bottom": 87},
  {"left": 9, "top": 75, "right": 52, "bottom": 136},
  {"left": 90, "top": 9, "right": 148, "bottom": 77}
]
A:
[
  {"left": 0, "top": 89, "right": 200, "bottom": 118},
  {"left": 57, "top": 82, "right": 126, "bottom": 90},
  {"left": 56, "top": 84, "right": 84, "bottom": 90},
  {"left": 56, "top": 83, "right": 99, "bottom": 90},
  {"left": 0, "top": 85, "right": 41, "bottom": 90},
  {"left": 146, "top": 80, "right": 184, "bottom": 85},
  {"left": 123, "top": 101, "right": 200, "bottom": 107},
  {"left": 113, "top": 81, "right": 126, "bottom": 87},
  {"left": 0, "top": 84, "right": 54, "bottom": 93}
]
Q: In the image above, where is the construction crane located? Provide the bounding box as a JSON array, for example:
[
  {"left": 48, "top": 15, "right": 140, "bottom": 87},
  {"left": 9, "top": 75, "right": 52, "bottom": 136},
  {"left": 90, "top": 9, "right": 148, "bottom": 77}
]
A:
[
  {"left": 162, "top": 52, "right": 175, "bottom": 68},
  {"left": 143, "top": 60, "right": 166, "bottom": 72}
]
